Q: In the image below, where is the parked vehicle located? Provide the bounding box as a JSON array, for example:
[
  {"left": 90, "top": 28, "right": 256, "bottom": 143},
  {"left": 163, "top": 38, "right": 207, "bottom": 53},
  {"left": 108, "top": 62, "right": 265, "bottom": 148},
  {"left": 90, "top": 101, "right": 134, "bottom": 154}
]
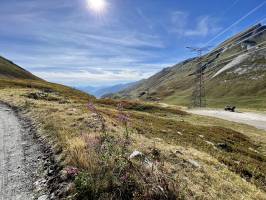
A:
[{"left": 224, "top": 105, "right": 236, "bottom": 112}]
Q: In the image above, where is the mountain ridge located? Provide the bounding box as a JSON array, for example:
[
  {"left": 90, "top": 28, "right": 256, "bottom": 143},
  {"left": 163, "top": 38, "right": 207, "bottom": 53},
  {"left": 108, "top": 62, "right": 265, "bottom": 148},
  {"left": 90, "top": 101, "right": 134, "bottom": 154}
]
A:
[
  {"left": 110, "top": 23, "right": 266, "bottom": 109},
  {"left": 0, "top": 56, "right": 41, "bottom": 80}
]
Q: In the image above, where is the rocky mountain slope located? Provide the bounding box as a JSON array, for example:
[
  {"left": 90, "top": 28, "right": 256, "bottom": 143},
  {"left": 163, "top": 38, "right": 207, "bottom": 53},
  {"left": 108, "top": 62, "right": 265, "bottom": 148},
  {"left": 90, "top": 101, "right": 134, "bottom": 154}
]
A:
[
  {"left": 0, "top": 56, "right": 41, "bottom": 80},
  {"left": 112, "top": 23, "right": 266, "bottom": 109}
]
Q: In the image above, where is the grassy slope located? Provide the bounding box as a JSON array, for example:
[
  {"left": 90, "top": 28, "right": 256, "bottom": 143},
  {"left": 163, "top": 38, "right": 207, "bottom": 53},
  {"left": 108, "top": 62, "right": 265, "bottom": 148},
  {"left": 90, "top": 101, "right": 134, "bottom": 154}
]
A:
[
  {"left": 114, "top": 26, "right": 266, "bottom": 110},
  {"left": 0, "top": 79, "right": 265, "bottom": 199},
  {"left": 0, "top": 56, "right": 41, "bottom": 80},
  {"left": 0, "top": 55, "right": 265, "bottom": 198}
]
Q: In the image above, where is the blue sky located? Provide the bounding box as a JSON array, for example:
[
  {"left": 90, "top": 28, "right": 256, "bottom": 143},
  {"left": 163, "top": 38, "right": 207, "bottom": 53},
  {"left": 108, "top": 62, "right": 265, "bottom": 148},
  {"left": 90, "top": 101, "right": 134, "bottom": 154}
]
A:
[{"left": 0, "top": 0, "right": 265, "bottom": 87}]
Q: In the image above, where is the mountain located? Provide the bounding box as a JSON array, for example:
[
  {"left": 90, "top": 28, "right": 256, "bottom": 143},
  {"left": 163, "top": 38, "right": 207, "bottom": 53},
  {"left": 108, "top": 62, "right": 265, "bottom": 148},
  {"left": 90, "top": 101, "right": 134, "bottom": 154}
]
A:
[
  {"left": 111, "top": 23, "right": 266, "bottom": 109},
  {"left": 0, "top": 55, "right": 94, "bottom": 101},
  {"left": 78, "top": 81, "right": 140, "bottom": 98},
  {"left": 0, "top": 56, "right": 41, "bottom": 80}
]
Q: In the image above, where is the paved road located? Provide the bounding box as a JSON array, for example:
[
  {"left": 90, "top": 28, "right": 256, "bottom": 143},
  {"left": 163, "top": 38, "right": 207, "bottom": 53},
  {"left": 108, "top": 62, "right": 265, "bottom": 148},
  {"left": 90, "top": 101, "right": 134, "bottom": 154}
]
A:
[
  {"left": 189, "top": 109, "right": 266, "bottom": 131},
  {"left": 0, "top": 104, "right": 41, "bottom": 200}
]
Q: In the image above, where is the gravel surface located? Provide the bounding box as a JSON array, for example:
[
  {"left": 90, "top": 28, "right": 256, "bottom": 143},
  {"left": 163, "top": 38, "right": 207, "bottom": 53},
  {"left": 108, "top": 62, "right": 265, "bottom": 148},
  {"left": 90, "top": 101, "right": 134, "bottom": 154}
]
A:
[
  {"left": 189, "top": 109, "right": 266, "bottom": 131},
  {"left": 0, "top": 104, "right": 42, "bottom": 200}
]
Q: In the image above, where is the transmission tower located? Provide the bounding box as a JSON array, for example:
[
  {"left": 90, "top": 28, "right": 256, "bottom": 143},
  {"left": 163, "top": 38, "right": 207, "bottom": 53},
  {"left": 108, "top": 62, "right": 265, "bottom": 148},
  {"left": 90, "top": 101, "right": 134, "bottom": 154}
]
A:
[{"left": 186, "top": 46, "right": 210, "bottom": 108}]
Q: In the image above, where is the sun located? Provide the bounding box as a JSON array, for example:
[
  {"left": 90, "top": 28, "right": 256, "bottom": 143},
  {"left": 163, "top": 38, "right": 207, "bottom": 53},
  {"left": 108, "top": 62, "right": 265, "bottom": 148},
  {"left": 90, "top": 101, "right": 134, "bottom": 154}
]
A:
[{"left": 87, "top": 0, "right": 107, "bottom": 13}]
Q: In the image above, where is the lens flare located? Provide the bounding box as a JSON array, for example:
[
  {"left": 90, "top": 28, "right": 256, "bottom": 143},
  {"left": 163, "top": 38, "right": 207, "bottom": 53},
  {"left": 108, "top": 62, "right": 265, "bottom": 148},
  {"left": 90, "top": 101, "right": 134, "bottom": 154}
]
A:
[{"left": 87, "top": 0, "right": 107, "bottom": 13}]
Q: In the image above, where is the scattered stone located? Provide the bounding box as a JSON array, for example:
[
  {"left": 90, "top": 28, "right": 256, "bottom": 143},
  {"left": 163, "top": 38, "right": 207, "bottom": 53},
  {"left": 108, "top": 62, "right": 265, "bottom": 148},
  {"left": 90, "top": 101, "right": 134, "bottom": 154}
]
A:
[
  {"left": 129, "top": 150, "right": 153, "bottom": 168},
  {"left": 248, "top": 147, "right": 259, "bottom": 154},
  {"left": 177, "top": 131, "right": 183, "bottom": 136},
  {"left": 199, "top": 135, "right": 204, "bottom": 138},
  {"left": 60, "top": 170, "right": 68, "bottom": 182},
  {"left": 129, "top": 150, "right": 143, "bottom": 159},
  {"left": 205, "top": 140, "right": 215, "bottom": 146},
  {"left": 187, "top": 159, "right": 201, "bottom": 168},
  {"left": 38, "top": 195, "right": 49, "bottom": 200}
]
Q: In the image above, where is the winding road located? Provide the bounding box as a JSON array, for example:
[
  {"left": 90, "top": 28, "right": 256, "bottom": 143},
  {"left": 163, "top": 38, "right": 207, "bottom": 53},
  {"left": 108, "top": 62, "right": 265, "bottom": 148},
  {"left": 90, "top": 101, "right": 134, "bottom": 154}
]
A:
[
  {"left": 189, "top": 109, "right": 266, "bottom": 131},
  {"left": 0, "top": 104, "right": 42, "bottom": 200}
]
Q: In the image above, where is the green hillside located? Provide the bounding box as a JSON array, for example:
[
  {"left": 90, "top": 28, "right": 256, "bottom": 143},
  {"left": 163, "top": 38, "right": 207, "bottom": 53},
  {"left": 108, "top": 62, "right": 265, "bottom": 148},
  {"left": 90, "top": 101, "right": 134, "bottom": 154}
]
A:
[
  {"left": 111, "top": 24, "right": 266, "bottom": 110},
  {"left": 0, "top": 56, "right": 41, "bottom": 80}
]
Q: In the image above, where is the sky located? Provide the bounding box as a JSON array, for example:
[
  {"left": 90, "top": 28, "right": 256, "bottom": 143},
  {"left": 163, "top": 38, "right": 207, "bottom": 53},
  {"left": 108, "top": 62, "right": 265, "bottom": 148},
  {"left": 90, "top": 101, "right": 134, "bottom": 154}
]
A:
[{"left": 0, "top": 0, "right": 265, "bottom": 87}]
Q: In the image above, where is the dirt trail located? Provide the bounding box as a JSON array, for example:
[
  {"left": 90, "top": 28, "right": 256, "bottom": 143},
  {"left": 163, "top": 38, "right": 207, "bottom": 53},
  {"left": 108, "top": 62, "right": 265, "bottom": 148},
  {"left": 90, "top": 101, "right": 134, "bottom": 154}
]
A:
[
  {"left": 0, "top": 104, "right": 43, "bottom": 200},
  {"left": 189, "top": 109, "right": 266, "bottom": 131}
]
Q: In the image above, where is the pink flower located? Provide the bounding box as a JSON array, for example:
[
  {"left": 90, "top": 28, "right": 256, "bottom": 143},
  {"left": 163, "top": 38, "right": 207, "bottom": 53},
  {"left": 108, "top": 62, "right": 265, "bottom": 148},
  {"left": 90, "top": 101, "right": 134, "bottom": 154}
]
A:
[
  {"left": 66, "top": 166, "right": 79, "bottom": 177},
  {"left": 120, "top": 173, "right": 129, "bottom": 181},
  {"left": 87, "top": 102, "right": 97, "bottom": 113},
  {"left": 117, "top": 103, "right": 130, "bottom": 124},
  {"left": 118, "top": 113, "right": 130, "bottom": 124}
]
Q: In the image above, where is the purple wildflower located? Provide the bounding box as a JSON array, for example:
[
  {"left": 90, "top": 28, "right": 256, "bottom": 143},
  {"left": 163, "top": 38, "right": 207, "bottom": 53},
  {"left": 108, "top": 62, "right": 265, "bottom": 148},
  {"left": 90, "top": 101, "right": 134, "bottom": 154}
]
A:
[
  {"left": 117, "top": 103, "right": 130, "bottom": 124},
  {"left": 87, "top": 102, "right": 97, "bottom": 113},
  {"left": 66, "top": 166, "right": 79, "bottom": 177},
  {"left": 120, "top": 173, "right": 129, "bottom": 181},
  {"left": 118, "top": 113, "right": 130, "bottom": 124}
]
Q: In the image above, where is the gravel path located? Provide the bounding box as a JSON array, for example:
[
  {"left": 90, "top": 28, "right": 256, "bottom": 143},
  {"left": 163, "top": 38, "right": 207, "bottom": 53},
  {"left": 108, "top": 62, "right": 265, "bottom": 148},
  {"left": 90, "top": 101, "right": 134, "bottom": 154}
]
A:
[
  {"left": 0, "top": 104, "right": 42, "bottom": 200},
  {"left": 189, "top": 109, "right": 266, "bottom": 131}
]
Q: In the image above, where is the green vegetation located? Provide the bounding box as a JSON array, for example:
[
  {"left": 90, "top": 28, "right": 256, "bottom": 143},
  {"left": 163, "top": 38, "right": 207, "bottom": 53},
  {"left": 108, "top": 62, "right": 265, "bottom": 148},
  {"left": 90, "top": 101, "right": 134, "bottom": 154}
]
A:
[
  {"left": 112, "top": 25, "right": 266, "bottom": 110},
  {"left": 0, "top": 55, "right": 266, "bottom": 199},
  {"left": 0, "top": 56, "right": 40, "bottom": 80}
]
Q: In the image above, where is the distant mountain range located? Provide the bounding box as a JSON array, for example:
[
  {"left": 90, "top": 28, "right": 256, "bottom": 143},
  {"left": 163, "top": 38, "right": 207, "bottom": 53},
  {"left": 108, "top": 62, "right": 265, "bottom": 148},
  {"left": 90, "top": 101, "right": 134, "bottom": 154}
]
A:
[
  {"left": 77, "top": 81, "right": 140, "bottom": 98},
  {"left": 110, "top": 23, "right": 266, "bottom": 109}
]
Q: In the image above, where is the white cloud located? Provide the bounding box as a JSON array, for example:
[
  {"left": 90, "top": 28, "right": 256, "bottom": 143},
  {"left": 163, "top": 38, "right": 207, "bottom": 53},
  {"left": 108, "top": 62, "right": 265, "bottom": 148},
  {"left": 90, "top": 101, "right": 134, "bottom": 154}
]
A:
[
  {"left": 184, "top": 16, "right": 221, "bottom": 37},
  {"left": 171, "top": 11, "right": 221, "bottom": 37},
  {"left": 33, "top": 68, "right": 156, "bottom": 86}
]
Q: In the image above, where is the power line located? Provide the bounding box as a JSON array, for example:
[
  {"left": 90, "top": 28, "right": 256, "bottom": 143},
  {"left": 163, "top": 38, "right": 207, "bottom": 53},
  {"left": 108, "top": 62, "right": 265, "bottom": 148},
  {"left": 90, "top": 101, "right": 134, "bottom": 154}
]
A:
[
  {"left": 212, "top": 40, "right": 266, "bottom": 65},
  {"left": 205, "top": 1, "right": 266, "bottom": 46},
  {"left": 204, "top": 45, "right": 266, "bottom": 77},
  {"left": 190, "top": 32, "right": 266, "bottom": 71},
  {"left": 186, "top": 47, "right": 210, "bottom": 108}
]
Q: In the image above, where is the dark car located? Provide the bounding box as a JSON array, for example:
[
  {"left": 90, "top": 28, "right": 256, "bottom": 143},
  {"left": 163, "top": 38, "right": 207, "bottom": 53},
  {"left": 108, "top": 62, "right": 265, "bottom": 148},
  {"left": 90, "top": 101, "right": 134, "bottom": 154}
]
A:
[{"left": 224, "top": 105, "right": 236, "bottom": 112}]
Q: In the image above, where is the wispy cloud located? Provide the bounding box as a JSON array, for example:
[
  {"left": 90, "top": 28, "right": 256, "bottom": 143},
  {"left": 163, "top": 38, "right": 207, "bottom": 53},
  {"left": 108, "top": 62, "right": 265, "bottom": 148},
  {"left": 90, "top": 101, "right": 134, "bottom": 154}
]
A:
[
  {"left": 34, "top": 68, "right": 157, "bottom": 86},
  {"left": 171, "top": 11, "right": 221, "bottom": 37},
  {"left": 0, "top": 0, "right": 225, "bottom": 86},
  {"left": 0, "top": 0, "right": 168, "bottom": 86},
  {"left": 184, "top": 16, "right": 221, "bottom": 37}
]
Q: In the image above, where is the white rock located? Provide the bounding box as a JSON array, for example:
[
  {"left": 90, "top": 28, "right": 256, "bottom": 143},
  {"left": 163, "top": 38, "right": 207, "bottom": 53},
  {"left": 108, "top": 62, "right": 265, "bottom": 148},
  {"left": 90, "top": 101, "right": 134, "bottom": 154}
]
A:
[
  {"left": 129, "top": 150, "right": 143, "bottom": 159},
  {"left": 188, "top": 159, "right": 201, "bottom": 168},
  {"left": 38, "top": 195, "right": 49, "bottom": 200}
]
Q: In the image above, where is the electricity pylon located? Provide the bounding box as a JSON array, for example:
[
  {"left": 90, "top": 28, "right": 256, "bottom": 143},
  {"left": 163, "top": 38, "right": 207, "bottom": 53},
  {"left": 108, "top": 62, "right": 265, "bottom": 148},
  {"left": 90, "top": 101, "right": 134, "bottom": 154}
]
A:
[{"left": 186, "top": 46, "right": 210, "bottom": 108}]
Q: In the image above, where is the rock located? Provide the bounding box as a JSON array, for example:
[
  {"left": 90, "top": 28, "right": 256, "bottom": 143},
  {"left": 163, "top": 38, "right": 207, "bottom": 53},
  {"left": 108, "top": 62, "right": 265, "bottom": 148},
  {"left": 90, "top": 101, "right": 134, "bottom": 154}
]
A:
[
  {"left": 129, "top": 150, "right": 143, "bottom": 159},
  {"left": 60, "top": 170, "right": 68, "bottom": 181},
  {"left": 205, "top": 140, "right": 215, "bottom": 146},
  {"left": 199, "top": 135, "right": 204, "bottom": 138},
  {"left": 188, "top": 159, "right": 201, "bottom": 168},
  {"left": 38, "top": 195, "right": 49, "bottom": 200},
  {"left": 177, "top": 131, "right": 183, "bottom": 136}
]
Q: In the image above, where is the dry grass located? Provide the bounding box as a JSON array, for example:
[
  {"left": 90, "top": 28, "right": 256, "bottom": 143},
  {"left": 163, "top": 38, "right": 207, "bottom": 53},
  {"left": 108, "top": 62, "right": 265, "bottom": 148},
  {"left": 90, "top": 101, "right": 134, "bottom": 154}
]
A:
[{"left": 0, "top": 85, "right": 266, "bottom": 199}]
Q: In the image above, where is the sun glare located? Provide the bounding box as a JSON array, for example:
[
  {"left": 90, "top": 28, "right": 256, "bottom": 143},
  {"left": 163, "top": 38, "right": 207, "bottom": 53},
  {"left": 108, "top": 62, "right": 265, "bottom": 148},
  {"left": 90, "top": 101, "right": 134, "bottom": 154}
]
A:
[{"left": 87, "top": 0, "right": 107, "bottom": 13}]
